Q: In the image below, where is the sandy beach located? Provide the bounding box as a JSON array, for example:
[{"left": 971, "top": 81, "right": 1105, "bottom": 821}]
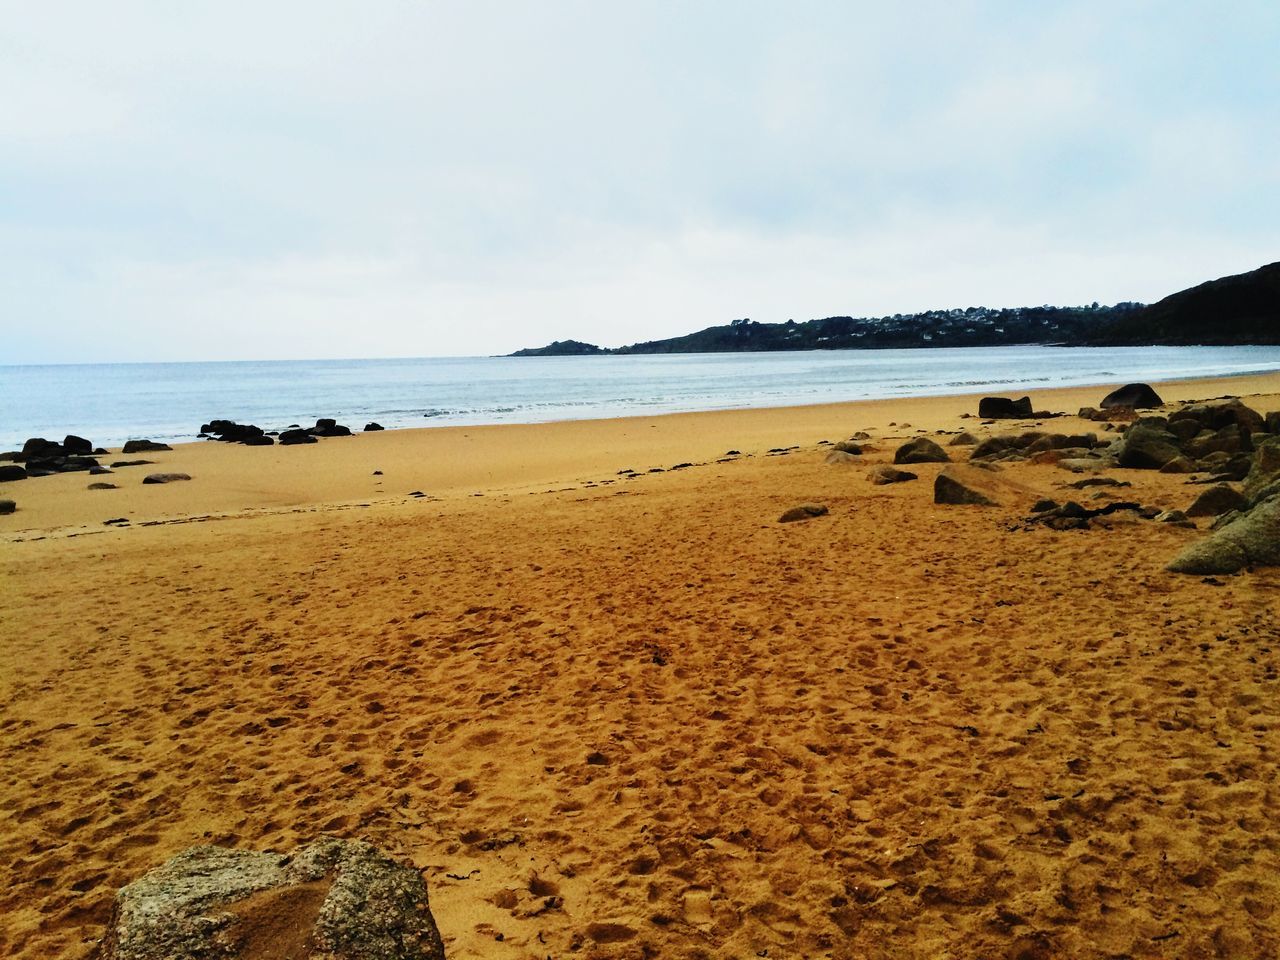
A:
[{"left": 3, "top": 372, "right": 1279, "bottom": 959}]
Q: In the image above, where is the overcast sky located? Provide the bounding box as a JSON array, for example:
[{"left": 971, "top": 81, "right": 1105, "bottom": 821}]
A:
[{"left": 4, "top": 1, "right": 1278, "bottom": 362}]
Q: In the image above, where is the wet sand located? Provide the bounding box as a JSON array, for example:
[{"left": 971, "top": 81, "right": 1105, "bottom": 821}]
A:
[{"left": 2, "top": 372, "right": 1279, "bottom": 959}]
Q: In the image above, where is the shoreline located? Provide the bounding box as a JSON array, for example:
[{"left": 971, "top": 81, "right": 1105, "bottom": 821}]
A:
[{"left": 3, "top": 370, "right": 1280, "bottom": 536}]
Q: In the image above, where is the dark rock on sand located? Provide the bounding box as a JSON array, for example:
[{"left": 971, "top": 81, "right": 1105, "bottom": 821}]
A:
[
  {"left": 1186, "top": 484, "right": 1247, "bottom": 517},
  {"left": 279, "top": 428, "right": 319, "bottom": 445},
  {"left": 894, "top": 437, "right": 949, "bottom": 465},
  {"left": 242, "top": 434, "right": 275, "bottom": 446},
  {"left": 1169, "top": 399, "right": 1265, "bottom": 436},
  {"left": 1244, "top": 436, "right": 1280, "bottom": 504},
  {"left": 832, "top": 440, "right": 862, "bottom": 454},
  {"left": 63, "top": 434, "right": 94, "bottom": 455},
  {"left": 778, "top": 504, "right": 829, "bottom": 523},
  {"left": 1116, "top": 418, "right": 1182, "bottom": 470},
  {"left": 22, "top": 437, "right": 62, "bottom": 458},
  {"left": 122, "top": 439, "right": 173, "bottom": 454},
  {"left": 111, "top": 460, "right": 154, "bottom": 468},
  {"left": 310, "top": 418, "right": 353, "bottom": 438},
  {"left": 88, "top": 482, "right": 119, "bottom": 490},
  {"left": 0, "top": 499, "right": 14, "bottom": 514},
  {"left": 364, "top": 422, "right": 385, "bottom": 431},
  {"left": 89, "top": 465, "right": 113, "bottom": 475},
  {"left": 867, "top": 465, "right": 917, "bottom": 485},
  {"left": 934, "top": 465, "right": 1000, "bottom": 506},
  {"left": 1100, "top": 383, "right": 1163, "bottom": 409},
  {"left": 142, "top": 473, "right": 191, "bottom": 484},
  {"left": 949, "top": 432, "right": 979, "bottom": 446},
  {"left": 978, "top": 396, "right": 1033, "bottom": 419},
  {"left": 0, "top": 464, "right": 27, "bottom": 482},
  {"left": 1168, "top": 496, "right": 1280, "bottom": 574},
  {"left": 97, "top": 837, "right": 445, "bottom": 960}
]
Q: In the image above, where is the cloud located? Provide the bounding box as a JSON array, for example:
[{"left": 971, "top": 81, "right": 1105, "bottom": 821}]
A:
[{"left": 2, "top": 1, "right": 1278, "bottom": 361}]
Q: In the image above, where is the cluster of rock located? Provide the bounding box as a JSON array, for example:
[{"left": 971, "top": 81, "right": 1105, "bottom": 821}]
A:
[
  {"left": 977, "top": 396, "right": 1054, "bottom": 420},
  {"left": 96, "top": 838, "right": 445, "bottom": 960},
  {"left": 0, "top": 435, "right": 108, "bottom": 480},
  {"left": 200, "top": 417, "right": 363, "bottom": 446}
]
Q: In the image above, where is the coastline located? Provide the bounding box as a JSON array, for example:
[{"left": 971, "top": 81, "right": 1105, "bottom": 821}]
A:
[
  {"left": 3, "top": 369, "right": 1280, "bottom": 959},
  {"left": 3, "top": 370, "right": 1280, "bottom": 534}
]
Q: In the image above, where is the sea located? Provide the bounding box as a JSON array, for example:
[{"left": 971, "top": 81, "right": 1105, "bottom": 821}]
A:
[{"left": 5, "top": 345, "right": 1280, "bottom": 450}]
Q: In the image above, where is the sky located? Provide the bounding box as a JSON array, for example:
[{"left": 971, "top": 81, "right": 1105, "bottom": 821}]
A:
[{"left": 3, "top": 1, "right": 1279, "bottom": 362}]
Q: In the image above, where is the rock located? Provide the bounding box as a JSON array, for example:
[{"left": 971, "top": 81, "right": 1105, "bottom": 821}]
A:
[
  {"left": 978, "top": 396, "right": 1033, "bottom": 419},
  {"left": 1155, "top": 509, "right": 1194, "bottom": 527},
  {"left": 242, "top": 435, "right": 275, "bottom": 446},
  {"left": 22, "top": 437, "right": 62, "bottom": 458},
  {"left": 894, "top": 437, "right": 949, "bottom": 465},
  {"left": 88, "top": 482, "right": 119, "bottom": 490},
  {"left": 1186, "top": 484, "right": 1248, "bottom": 517},
  {"left": 1168, "top": 496, "right": 1280, "bottom": 574},
  {"left": 934, "top": 465, "right": 1002, "bottom": 506},
  {"left": 1159, "top": 455, "right": 1197, "bottom": 474},
  {"left": 97, "top": 838, "right": 445, "bottom": 960},
  {"left": 1031, "top": 498, "right": 1059, "bottom": 513},
  {"left": 866, "top": 465, "right": 917, "bottom": 485},
  {"left": 0, "top": 464, "right": 27, "bottom": 482},
  {"left": 111, "top": 460, "right": 154, "bottom": 468},
  {"left": 1100, "top": 383, "right": 1163, "bottom": 409},
  {"left": 969, "top": 435, "right": 1022, "bottom": 460},
  {"left": 279, "top": 428, "right": 319, "bottom": 445},
  {"left": 364, "top": 422, "right": 385, "bottom": 431},
  {"left": 63, "top": 434, "right": 93, "bottom": 455},
  {"left": 1268, "top": 412, "right": 1280, "bottom": 435},
  {"left": 1184, "top": 423, "right": 1252, "bottom": 459},
  {"left": 89, "top": 465, "right": 113, "bottom": 475},
  {"left": 0, "top": 499, "right": 14, "bottom": 514},
  {"left": 949, "top": 432, "right": 979, "bottom": 446},
  {"left": 832, "top": 440, "right": 862, "bottom": 454},
  {"left": 203, "top": 422, "right": 266, "bottom": 444},
  {"left": 824, "top": 450, "right": 860, "bottom": 465},
  {"left": 311, "top": 419, "right": 354, "bottom": 438},
  {"left": 778, "top": 503, "right": 828, "bottom": 523},
  {"left": 1116, "top": 418, "right": 1182, "bottom": 470},
  {"left": 1244, "top": 437, "right": 1280, "bottom": 505},
  {"left": 122, "top": 439, "right": 173, "bottom": 454},
  {"left": 1077, "top": 406, "right": 1100, "bottom": 420},
  {"left": 1169, "top": 399, "right": 1265, "bottom": 436},
  {"left": 142, "top": 473, "right": 191, "bottom": 484}
]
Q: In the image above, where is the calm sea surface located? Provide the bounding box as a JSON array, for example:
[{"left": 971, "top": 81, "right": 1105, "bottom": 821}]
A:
[{"left": 5, "top": 345, "right": 1280, "bottom": 450}]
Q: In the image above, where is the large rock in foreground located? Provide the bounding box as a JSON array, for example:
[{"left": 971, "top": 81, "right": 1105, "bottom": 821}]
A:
[
  {"left": 98, "top": 838, "right": 445, "bottom": 960},
  {"left": 1167, "top": 497, "right": 1280, "bottom": 574},
  {"left": 934, "top": 465, "right": 1001, "bottom": 506}
]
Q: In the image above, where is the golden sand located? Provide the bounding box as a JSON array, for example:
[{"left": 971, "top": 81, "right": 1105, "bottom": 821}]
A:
[{"left": 2, "top": 373, "right": 1279, "bottom": 959}]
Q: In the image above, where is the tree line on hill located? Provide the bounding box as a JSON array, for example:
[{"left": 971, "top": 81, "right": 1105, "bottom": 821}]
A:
[{"left": 511, "top": 261, "right": 1280, "bottom": 356}]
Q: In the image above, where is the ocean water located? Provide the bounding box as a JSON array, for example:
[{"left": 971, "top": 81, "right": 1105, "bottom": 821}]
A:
[{"left": 4, "top": 345, "right": 1280, "bottom": 450}]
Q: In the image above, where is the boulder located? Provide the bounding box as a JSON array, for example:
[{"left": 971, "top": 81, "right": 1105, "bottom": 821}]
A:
[
  {"left": 122, "top": 439, "right": 173, "bottom": 454},
  {"left": 364, "top": 422, "right": 385, "bottom": 432},
  {"left": 97, "top": 838, "right": 445, "bottom": 960},
  {"left": 824, "top": 450, "right": 860, "bottom": 466},
  {"left": 1169, "top": 399, "right": 1265, "bottom": 436},
  {"left": 0, "top": 499, "right": 14, "bottom": 514},
  {"left": 279, "top": 429, "right": 319, "bottom": 446},
  {"left": 1116, "top": 419, "right": 1182, "bottom": 470},
  {"left": 22, "top": 437, "right": 62, "bottom": 458},
  {"left": 1100, "top": 383, "right": 1163, "bottom": 409},
  {"left": 1267, "top": 412, "right": 1280, "bottom": 435},
  {"left": 1168, "top": 497, "right": 1280, "bottom": 574},
  {"left": 894, "top": 437, "right": 949, "bottom": 465},
  {"left": 142, "top": 473, "right": 191, "bottom": 484},
  {"left": 242, "top": 435, "right": 275, "bottom": 446},
  {"left": 778, "top": 503, "right": 828, "bottom": 523},
  {"left": 1186, "top": 484, "right": 1247, "bottom": 518},
  {"left": 0, "top": 464, "right": 27, "bottom": 482},
  {"left": 978, "top": 396, "right": 1033, "bottom": 419},
  {"left": 969, "top": 435, "right": 1022, "bottom": 460},
  {"left": 866, "top": 465, "right": 917, "bottom": 485},
  {"left": 63, "top": 434, "right": 94, "bottom": 455},
  {"left": 111, "top": 460, "right": 154, "bottom": 468},
  {"left": 934, "top": 465, "right": 1000, "bottom": 506},
  {"left": 88, "top": 482, "right": 119, "bottom": 490},
  {"left": 1184, "top": 423, "right": 1252, "bottom": 459},
  {"left": 832, "top": 440, "right": 862, "bottom": 454},
  {"left": 310, "top": 419, "right": 354, "bottom": 438},
  {"left": 949, "top": 432, "right": 979, "bottom": 446},
  {"left": 1244, "top": 437, "right": 1280, "bottom": 505}
]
